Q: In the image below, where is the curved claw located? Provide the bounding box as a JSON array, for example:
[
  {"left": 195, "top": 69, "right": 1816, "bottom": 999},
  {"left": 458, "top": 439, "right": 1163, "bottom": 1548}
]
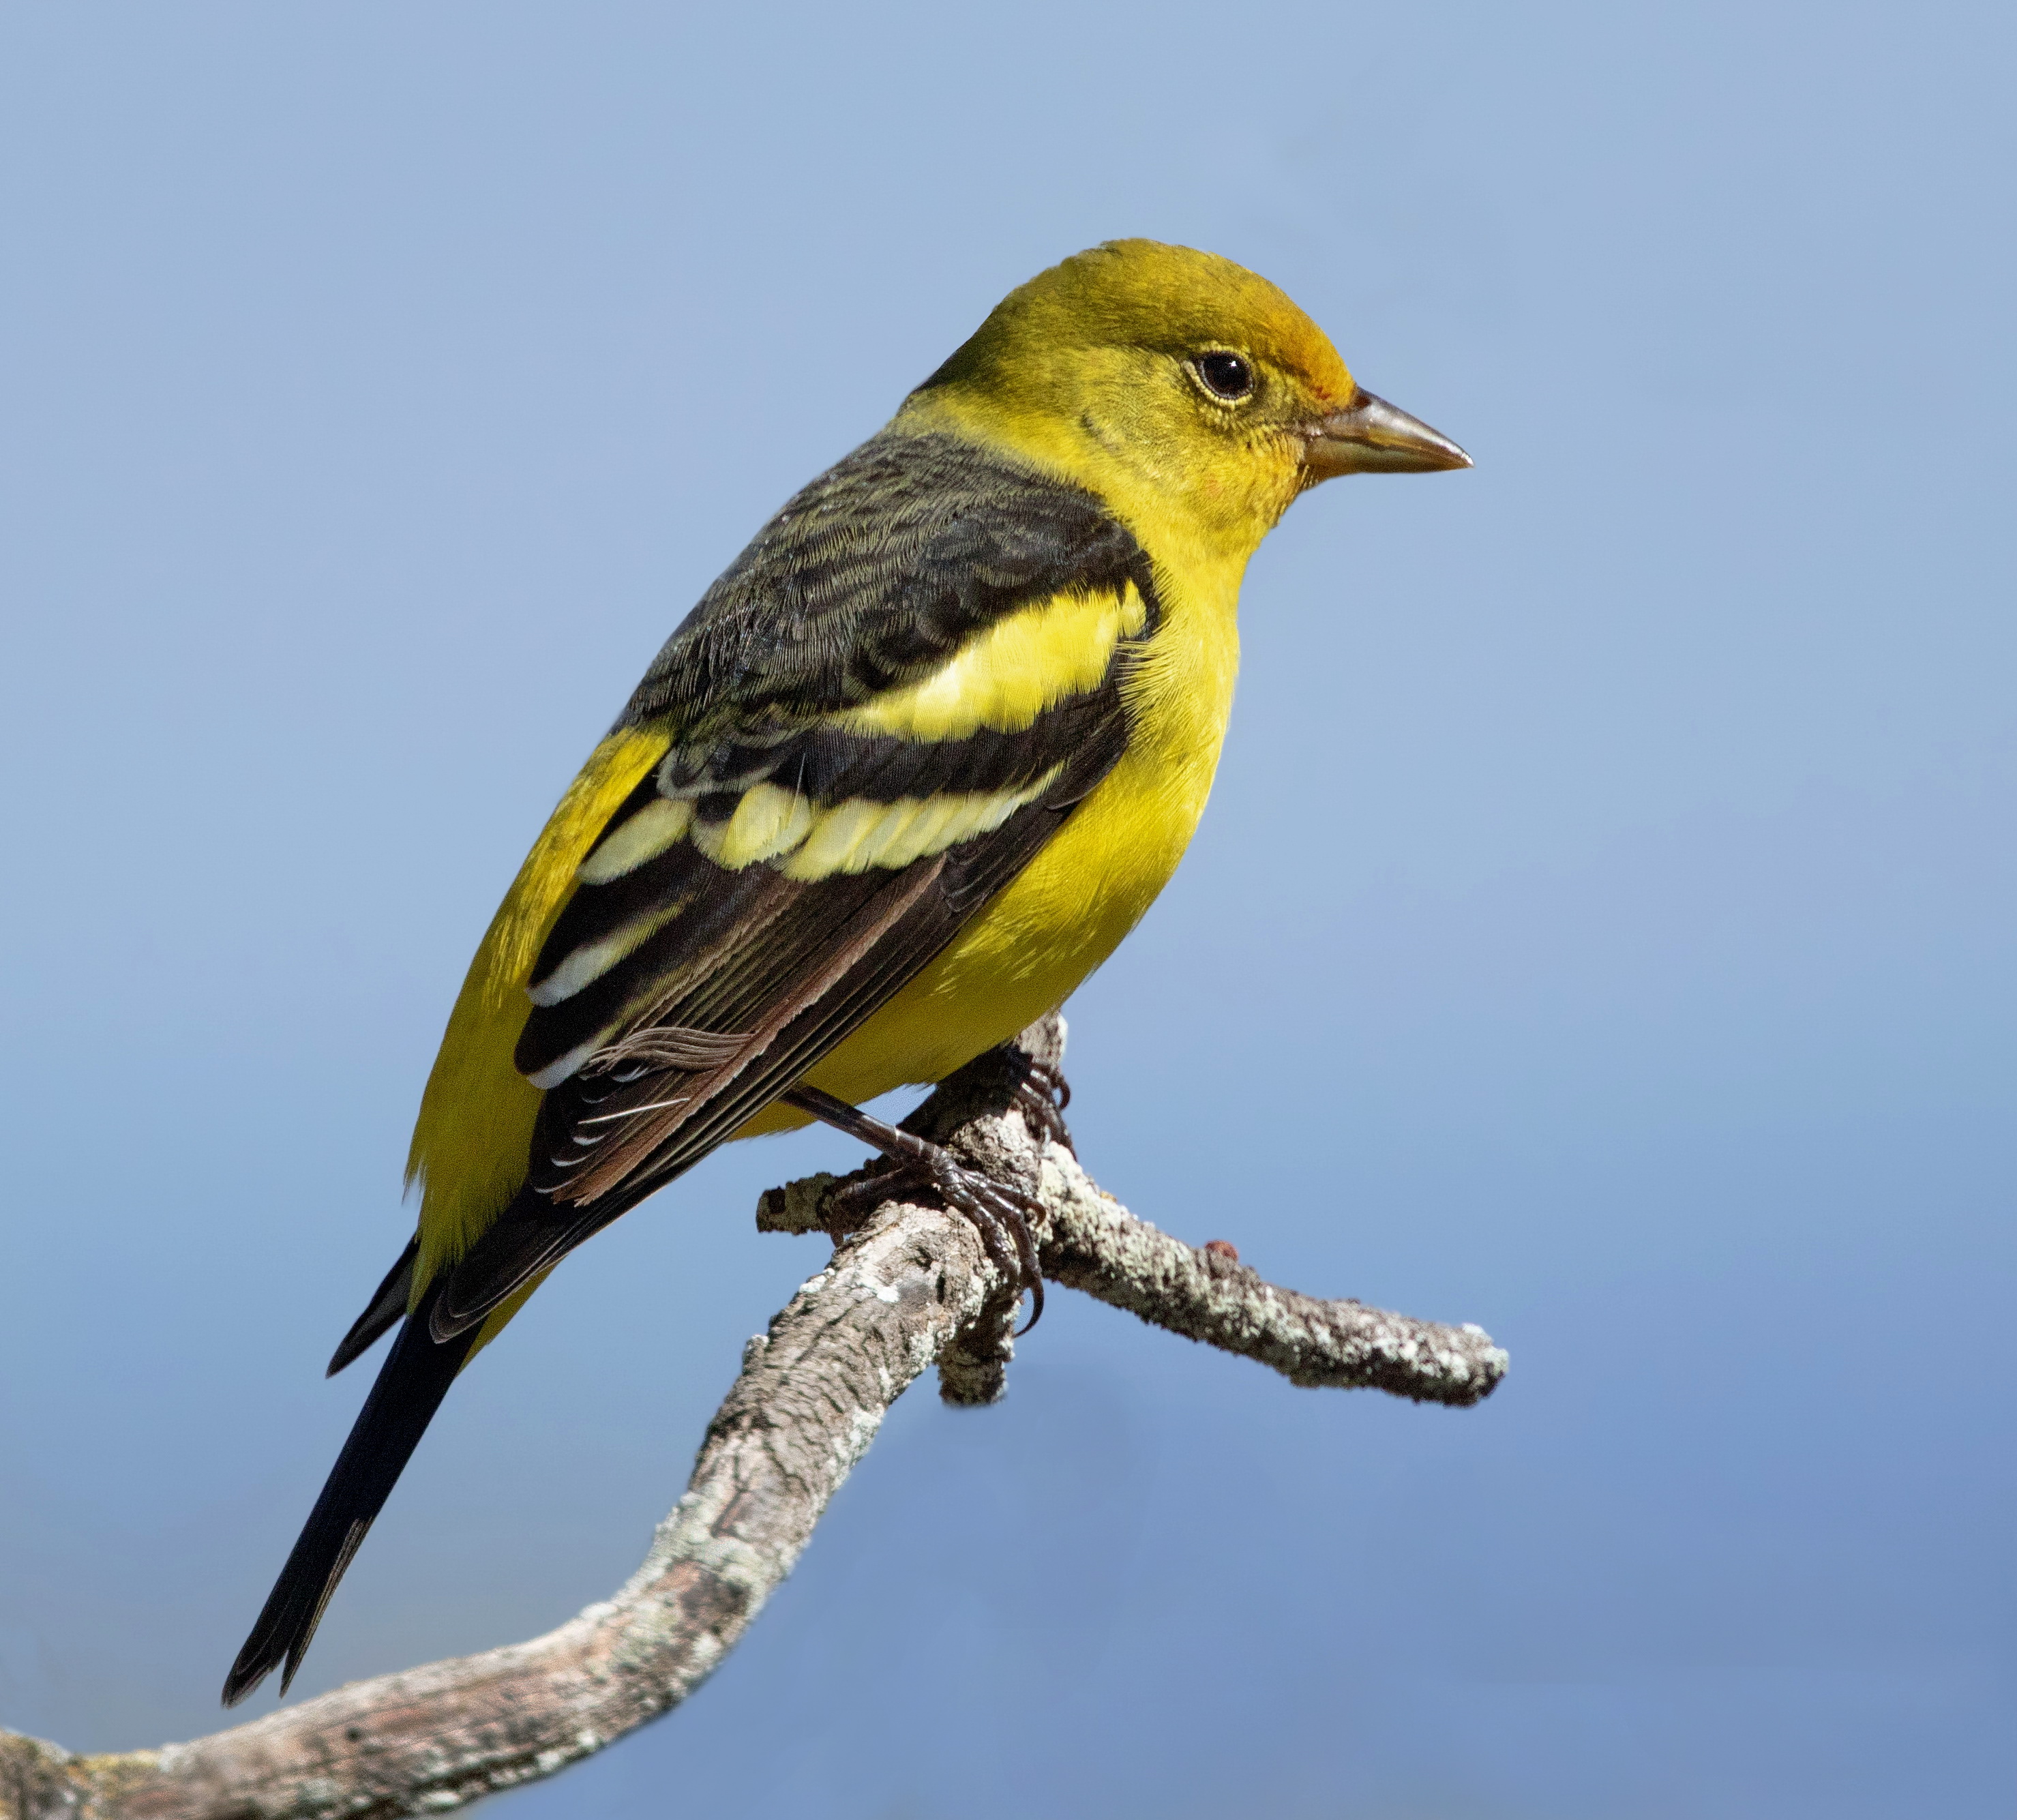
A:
[
  {"left": 927, "top": 1157, "right": 1045, "bottom": 1333},
  {"left": 982, "top": 1180, "right": 1045, "bottom": 1335},
  {"left": 987, "top": 1180, "right": 1047, "bottom": 1334}
]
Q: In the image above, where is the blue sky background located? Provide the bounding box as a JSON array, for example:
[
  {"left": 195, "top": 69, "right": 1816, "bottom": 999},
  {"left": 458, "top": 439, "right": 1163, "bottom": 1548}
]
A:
[{"left": 1, "top": 5, "right": 2012, "bottom": 1815}]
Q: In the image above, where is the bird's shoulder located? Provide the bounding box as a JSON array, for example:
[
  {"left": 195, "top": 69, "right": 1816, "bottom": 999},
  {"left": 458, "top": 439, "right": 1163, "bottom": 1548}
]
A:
[{"left": 614, "top": 428, "right": 1156, "bottom": 738}]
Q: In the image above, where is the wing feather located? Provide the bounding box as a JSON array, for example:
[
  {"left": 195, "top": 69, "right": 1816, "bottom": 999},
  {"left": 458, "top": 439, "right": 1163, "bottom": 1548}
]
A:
[{"left": 421, "top": 430, "right": 1161, "bottom": 1337}]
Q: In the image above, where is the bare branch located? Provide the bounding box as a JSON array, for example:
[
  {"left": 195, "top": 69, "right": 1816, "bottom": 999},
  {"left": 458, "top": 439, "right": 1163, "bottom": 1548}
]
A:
[{"left": 0, "top": 1017, "right": 1505, "bottom": 1820}]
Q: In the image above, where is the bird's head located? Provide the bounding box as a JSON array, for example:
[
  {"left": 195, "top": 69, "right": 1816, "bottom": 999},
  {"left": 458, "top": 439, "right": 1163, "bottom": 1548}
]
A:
[{"left": 900, "top": 239, "right": 1469, "bottom": 560}]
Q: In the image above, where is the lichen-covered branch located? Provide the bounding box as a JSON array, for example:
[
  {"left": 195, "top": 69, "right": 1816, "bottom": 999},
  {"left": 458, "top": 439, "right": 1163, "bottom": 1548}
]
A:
[
  {"left": 760, "top": 1018, "right": 1506, "bottom": 1407},
  {"left": 0, "top": 1017, "right": 1505, "bottom": 1820}
]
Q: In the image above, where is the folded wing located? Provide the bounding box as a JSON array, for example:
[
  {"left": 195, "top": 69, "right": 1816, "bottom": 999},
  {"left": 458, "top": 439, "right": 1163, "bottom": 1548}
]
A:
[{"left": 431, "top": 432, "right": 1161, "bottom": 1338}]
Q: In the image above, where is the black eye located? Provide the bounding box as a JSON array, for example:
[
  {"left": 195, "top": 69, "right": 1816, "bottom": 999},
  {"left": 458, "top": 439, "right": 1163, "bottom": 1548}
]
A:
[{"left": 1195, "top": 350, "right": 1255, "bottom": 400}]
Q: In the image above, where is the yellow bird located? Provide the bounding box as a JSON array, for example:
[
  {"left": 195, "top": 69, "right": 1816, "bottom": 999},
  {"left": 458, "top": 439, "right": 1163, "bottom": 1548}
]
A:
[{"left": 224, "top": 239, "right": 1469, "bottom": 1703}]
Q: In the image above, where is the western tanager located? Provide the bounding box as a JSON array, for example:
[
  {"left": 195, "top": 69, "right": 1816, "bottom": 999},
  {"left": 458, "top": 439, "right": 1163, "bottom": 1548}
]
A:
[{"left": 224, "top": 239, "right": 1469, "bottom": 1704}]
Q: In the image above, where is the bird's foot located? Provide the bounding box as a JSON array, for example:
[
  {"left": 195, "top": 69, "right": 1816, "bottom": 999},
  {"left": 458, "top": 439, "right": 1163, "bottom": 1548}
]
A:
[
  {"left": 783, "top": 1084, "right": 1045, "bottom": 1332},
  {"left": 1013, "top": 1052, "right": 1075, "bottom": 1154}
]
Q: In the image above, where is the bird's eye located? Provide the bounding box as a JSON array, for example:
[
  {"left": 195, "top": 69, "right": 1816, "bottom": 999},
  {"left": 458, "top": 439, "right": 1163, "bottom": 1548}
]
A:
[{"left": 1194, "top": 350, "right": 1255, "bottom": 401}]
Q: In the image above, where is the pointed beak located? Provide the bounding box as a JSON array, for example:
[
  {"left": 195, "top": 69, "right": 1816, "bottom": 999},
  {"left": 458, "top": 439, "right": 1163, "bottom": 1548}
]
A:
[{"left": 1298, "top": 389, "right": 1472, "bottom": 479}]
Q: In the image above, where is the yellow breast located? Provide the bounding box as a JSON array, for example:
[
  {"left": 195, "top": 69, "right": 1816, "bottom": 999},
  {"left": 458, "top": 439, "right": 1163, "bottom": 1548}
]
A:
[{"left": 758, "top": 536, "right": 1246, "bottom": 1123}]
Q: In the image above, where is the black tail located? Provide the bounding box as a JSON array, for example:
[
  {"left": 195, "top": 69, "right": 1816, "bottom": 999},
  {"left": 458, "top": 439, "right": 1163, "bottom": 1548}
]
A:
[{"left": 222, "top": 1284, "right": 476, "bottom": 1705}]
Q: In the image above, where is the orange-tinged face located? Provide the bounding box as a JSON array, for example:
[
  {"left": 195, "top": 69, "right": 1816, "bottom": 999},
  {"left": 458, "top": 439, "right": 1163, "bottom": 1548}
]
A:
[{"left": 900, "top": 239, "right": 1465, "bottom": 559}]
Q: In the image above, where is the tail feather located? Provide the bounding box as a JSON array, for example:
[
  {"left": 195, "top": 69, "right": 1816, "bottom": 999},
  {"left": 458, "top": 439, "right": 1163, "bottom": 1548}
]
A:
[
  {"left": 326, "top": 1236, "right": 419, "bottom": 1377},
  {"left": 222, "top": 1285, "right": 475, "bottom": 1705}
]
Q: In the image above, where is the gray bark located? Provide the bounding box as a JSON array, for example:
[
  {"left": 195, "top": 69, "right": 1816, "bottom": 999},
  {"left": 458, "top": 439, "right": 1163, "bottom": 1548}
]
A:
[{"left": 0, "top": 1017, "right": 1506, "bottom": 1820}]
